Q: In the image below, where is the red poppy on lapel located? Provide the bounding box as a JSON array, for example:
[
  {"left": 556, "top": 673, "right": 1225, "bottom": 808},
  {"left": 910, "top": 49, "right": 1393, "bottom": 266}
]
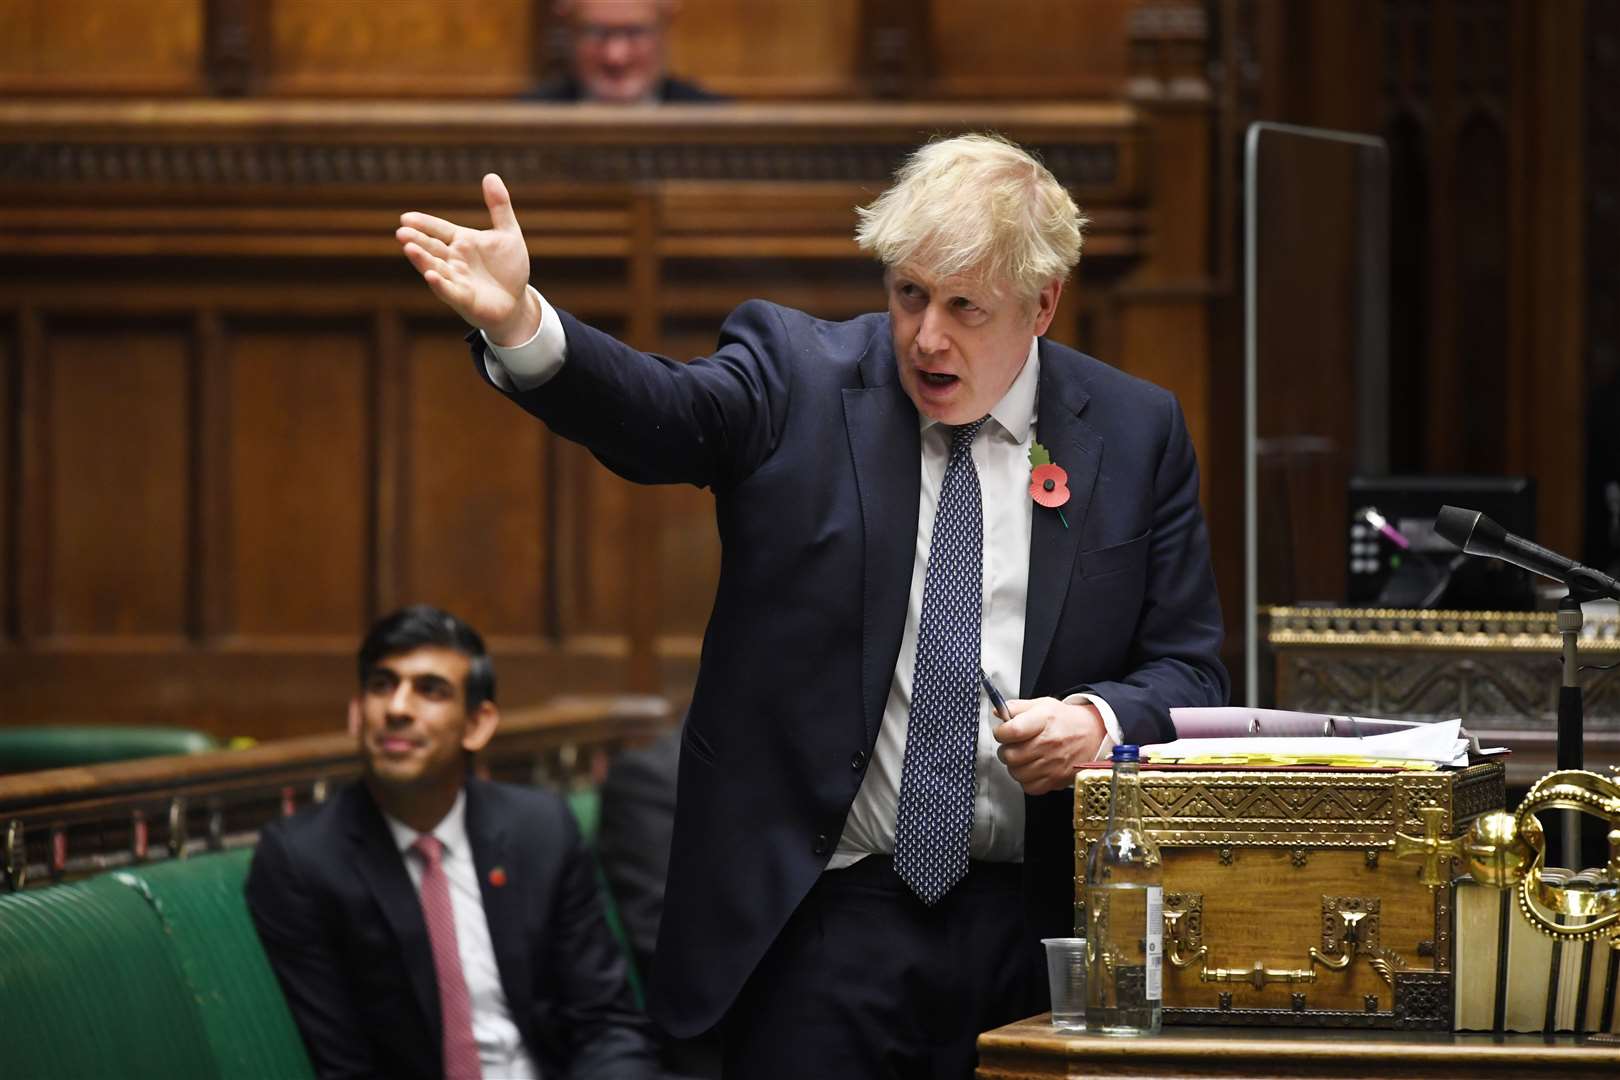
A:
[
  {"left": 489, "top": 867, "right": 508, "bottom": 888},
  {"left": 1029, "top": 463, "right": 1070, "bottom": 508},
  {"left": 1028, "top": 441, "right": 1071, "bottom": 528}
]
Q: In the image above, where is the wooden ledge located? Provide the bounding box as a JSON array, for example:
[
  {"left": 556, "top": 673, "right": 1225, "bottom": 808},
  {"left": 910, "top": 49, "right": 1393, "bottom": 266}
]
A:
[{"left": 977, "top": 1015, "right": 1620, "bottom": 1078}]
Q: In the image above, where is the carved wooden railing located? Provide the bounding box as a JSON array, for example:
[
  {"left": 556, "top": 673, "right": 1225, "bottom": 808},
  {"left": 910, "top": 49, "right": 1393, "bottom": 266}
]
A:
[
  {"left": 1268, "top": 606, "right": 1620, "bottom": 786},
  {"left": 0, "top": 694, "right": 673, "bottom": 892}
]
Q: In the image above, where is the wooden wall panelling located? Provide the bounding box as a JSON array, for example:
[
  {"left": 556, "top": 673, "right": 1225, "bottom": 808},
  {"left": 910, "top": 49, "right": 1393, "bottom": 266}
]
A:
[
  {"left": 1506, "top": 0, "right": 1585, "bottom": 561},
  {"left": 265, "top": 0, "right": 535, "bottom": 98},
  {"left": 860, "top": 0, "right": 931, "bottom": 99},
  {"left": 371, "top": 308, "right": 405, "bottom": 620},
  {"left": 194, "top": 309, "right": 232, "bottom": 639},
  {"left": 15, "top": 306, "right": 47, "bottom": 642},
  {"left": 550, "top": 434, "right": 635, "bottom": 653},
  {"left": 0, "top": 317, "right": 10, "bottom": 641},
  {"left": 44, "top": 321, "right": 192, "bottom": 642},
  {"left": 1419, "top": 0, "right": 1470, "bottom": 476},
  {"left": 401, "top": 314, "right": 551, "bottom": 639},
  {"left": 925, "top": 0, "right": 1133, "bottom": 100},
  {"left": 224, "top": 321, "right": 370, "bottom": 640},
  {"left": 204, "top": 0, "right": 269, "bottom": 97},
  {"left": 1114, "top": 53, "right": 1217, "bottom": 503},
  {"left": 0, "top": 0, "right": 206, "bottom": 97},
  {"left": 668, "top": 0, "right": 863, "bottom": 100}
]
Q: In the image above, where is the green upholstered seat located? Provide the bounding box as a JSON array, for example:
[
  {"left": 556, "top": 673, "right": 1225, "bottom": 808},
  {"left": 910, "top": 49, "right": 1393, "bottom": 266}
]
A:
[
  {"left": 0, "top": 874, "right": 216, "bottom": 1080},
  {"left": 110, "top": 850, "right": 315, "bottom": 1080},
  {"left": 0, "top": 852, "right": 314, "bottom": 1080},
  {"left": 0, "top": 725, "right": 222, "bottom": 772}
]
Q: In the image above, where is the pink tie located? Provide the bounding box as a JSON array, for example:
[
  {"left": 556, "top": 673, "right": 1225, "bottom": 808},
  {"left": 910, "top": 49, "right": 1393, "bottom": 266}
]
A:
[{"left": 411, "top": 835, "right": 483, "bottom": 1080}]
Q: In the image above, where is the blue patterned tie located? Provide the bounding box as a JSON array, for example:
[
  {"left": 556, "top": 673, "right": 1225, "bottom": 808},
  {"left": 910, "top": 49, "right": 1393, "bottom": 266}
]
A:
[{"left": 893, "top": 417, "right": 988, "bottom": 905}]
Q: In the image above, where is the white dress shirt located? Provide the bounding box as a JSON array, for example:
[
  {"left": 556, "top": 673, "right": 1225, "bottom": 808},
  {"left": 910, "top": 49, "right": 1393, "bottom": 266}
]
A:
[
  {"left": 481, "top": 294, "right": 1122, "bottom": 870},
  {"left": 383, "top": 791, "right": 539, "bottom": 1080}
]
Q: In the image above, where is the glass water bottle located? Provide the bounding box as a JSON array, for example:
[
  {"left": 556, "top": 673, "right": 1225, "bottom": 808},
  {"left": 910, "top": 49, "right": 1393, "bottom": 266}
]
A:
[{"left": 1084, "top": 743, "right": 1164, "bottom": 1036}]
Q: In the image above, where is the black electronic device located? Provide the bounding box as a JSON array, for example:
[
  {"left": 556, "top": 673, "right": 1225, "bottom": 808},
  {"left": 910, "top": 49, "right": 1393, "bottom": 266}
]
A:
[{"left": 1347, "top": 475, "right": 1537, "bottom": 609}]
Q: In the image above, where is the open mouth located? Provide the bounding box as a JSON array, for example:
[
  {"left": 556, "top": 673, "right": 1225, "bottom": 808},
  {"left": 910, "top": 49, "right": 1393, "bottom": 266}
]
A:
[{"left": 919, "top": 371, "right": 958, "bottom": 387}]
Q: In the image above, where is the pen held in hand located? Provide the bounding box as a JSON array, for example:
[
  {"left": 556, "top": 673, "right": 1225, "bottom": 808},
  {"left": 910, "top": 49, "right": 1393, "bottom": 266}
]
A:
[{"left": 979, "top": 667, "right": 1012, "bottom": 723}]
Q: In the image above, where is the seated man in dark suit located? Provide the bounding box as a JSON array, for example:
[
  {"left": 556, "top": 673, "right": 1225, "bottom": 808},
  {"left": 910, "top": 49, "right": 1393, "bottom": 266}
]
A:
[
  {"left": 531, "top": 0, "right": 724, "bottom": 103},
  {"left": 245, "top": 605, "right": 654, "bottom": 1080}
]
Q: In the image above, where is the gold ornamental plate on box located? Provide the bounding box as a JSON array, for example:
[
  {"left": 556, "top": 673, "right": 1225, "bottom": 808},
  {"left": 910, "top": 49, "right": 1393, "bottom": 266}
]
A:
[{"left": 1074, "top": 761, "right": 1505, "bottom": 1030}]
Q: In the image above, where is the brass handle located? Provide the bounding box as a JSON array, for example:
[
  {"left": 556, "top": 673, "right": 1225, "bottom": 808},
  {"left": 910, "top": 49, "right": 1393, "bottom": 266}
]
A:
[
  {"left": 1199, "top": 962, "right": 1316, "bottom": 990},
  {"left": 1162, "top": 907, "right": 1207, "bottom": 969}
]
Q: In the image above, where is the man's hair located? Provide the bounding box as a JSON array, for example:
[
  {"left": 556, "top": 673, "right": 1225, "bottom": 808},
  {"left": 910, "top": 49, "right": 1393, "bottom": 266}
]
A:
[
  {"left": 356, "top": 605, "right": 496, "bottom": 712},
  {"left": 854, "top": 133, "right": 1086, "bottom": 303}
]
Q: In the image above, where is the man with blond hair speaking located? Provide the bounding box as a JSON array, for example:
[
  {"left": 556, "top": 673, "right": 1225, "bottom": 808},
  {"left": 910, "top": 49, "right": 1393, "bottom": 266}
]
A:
[{"left": 397, "top": 135, "right": 1227, "bottom": 1077}]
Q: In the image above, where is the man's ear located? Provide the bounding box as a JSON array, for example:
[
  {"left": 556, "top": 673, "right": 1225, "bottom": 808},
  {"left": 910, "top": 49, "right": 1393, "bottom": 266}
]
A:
[
  {"left": 462, "top": 701, "right": 500, "bottom": 754},
  {"left": 346, "top": 698, "right": 363, "bottom": 739},
  {"left": 1031, "top": 278, "right": 1064, "bottom": 337}
]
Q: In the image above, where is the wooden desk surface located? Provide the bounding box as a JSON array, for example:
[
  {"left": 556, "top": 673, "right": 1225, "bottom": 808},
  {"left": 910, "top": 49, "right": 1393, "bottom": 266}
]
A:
[{"left": 976, "top": 1015, "right": 1620, "bottom": 1078}]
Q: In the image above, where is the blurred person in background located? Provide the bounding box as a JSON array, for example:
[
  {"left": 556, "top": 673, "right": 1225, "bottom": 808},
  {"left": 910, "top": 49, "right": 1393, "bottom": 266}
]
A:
[{"left": 532, "top": 0, "right": 724, "bottom": 104}]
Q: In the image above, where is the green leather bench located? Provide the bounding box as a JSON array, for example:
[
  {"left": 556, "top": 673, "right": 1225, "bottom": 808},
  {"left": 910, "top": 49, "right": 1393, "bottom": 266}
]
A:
[
  {"left": 0, "top": 726, "right": 223, "bottom": 773},
  {"left": 0, "top": 849, "right": 314, "bottom": 1080},
  {"left": 1, "top": 794, "right": 640, "bottom": 1078}
]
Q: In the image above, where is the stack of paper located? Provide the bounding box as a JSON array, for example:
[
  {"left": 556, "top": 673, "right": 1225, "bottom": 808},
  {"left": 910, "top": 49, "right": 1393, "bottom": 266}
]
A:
[{"left": 1142, "top": 717, "right": 1473, "bottom": 769}]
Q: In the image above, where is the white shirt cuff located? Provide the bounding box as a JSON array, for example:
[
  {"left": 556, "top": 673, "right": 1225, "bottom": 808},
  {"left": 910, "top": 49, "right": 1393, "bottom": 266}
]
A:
[
  {"left": 1064, "top": 692, "right": 1123, "bottom": 760},
  {"left": 480, "top": 285, "right": 566, "bottom": 392}
]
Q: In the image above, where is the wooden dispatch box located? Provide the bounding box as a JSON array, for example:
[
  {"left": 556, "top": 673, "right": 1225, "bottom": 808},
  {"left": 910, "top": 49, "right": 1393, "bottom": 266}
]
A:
[{"left": 1074, "top": 761, "right": 1506, "bottom": 1030}]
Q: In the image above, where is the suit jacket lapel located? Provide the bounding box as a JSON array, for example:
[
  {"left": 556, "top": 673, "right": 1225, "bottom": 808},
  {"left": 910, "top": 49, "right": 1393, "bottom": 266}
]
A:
[
  {"left": 843, "top": 329, "right": 921, "bottom": 747},
  {"left": 1020, "top": 340, "right": 1102, "bottom": 697},
  {"left": 466, "top": 782, "right": 530, "bottom": 1023},
  {"left": 345, "top": 785, "right": 440, "bottom": 1034}
]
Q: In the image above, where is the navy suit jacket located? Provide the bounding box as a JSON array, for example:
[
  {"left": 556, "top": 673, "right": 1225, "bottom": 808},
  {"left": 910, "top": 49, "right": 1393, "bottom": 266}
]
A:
[
  {"left": 475, "top": 300, "right": 1229, "bottom": 1037},
  {"left": 244, "top": 779, "right": 654, "bottom": 1079}
]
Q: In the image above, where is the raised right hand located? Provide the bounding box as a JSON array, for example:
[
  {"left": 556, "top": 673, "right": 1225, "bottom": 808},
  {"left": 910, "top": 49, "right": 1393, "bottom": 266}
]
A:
[{"left": 396, "top": 173, "right": 540, "bottom": 346}]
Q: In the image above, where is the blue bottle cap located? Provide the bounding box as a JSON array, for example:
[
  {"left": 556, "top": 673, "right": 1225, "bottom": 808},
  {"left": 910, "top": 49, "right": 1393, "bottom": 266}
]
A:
[{"left": 1112, "top": 744, "right": 1140, "bottom": 762}]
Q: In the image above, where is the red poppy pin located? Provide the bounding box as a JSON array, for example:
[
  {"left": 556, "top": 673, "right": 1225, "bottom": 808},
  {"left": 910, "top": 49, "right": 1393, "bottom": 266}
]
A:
[
  {"left": 488, "top": 867, "right": 508, "bottom": 888},
  {"left": 1028, "top": 441, "right": 1070, "bottom": 529}
]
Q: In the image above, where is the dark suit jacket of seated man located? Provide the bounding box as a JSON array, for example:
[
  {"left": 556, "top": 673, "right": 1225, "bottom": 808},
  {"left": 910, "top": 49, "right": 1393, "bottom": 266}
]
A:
[
  {"left": 245, "top": 606, "right": 654, "bottom": 1080},
  {"left": 396, "top": 135, "right": 1229, "bottom": 1077}
]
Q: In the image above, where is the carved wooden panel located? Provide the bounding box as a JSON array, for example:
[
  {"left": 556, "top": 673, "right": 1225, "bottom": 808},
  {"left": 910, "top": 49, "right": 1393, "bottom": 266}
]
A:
[
  {"left": 225, "top": 324, "right": 370, "bottom": 638},
  {"left": 669, "top": 0, "right": 862, "bottom": 99},
  {"left": 43, "top": 324, "right": 191, "bottom": 640},
  {"left": 0, "top": 0, "right": 205, "bottom": 96},
  {"left": 1267, "top": 606, "right": 1620, "bottom": 783},
  {"left": 551, "top": 438, "right": 635, "bottom": 640},
  {"left": 926, "top": 0, "right": 1133, "bottom": 100},
  {"left": 265, "top": 0, "right": 533, "bottom": 97},
  {"left": 401, "top": 318, "right": 550, "bottom": 639},
  {"left": 0, "top": 319, "right": 10, "bottom": 637}
]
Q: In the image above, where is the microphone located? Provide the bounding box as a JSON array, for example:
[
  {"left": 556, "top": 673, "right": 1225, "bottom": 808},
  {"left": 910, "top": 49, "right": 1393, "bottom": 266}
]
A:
[{"left": 1435, "top": 505, "right": 1620, "bottom": 600}]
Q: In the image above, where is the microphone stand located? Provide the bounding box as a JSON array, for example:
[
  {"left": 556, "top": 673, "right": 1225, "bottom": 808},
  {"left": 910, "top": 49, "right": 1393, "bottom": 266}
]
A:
[{"left": 1555, "top": 572, "right": 1607, "bottom": 868}]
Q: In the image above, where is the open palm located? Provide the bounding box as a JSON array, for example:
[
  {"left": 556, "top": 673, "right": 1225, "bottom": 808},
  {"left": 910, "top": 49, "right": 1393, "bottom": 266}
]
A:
[{"left": 396, "top": 173, "right": 537, "bottom": 345}]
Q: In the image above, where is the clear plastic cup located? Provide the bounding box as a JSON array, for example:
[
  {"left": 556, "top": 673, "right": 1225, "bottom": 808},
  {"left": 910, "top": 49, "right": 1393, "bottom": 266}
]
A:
[{"left": 1041, "top": 936, "right": 1088, "bottom": 1032}]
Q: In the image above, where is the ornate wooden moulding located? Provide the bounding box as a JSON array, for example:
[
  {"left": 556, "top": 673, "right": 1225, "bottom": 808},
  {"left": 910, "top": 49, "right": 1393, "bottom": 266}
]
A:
[{"left": 1267, "top": 606, "right": 1620, "bottom": 784}]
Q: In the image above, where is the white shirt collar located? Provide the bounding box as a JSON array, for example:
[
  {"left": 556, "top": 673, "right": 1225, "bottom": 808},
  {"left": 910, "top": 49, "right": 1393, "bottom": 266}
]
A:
[
  {"left": 918, "top": 336, "right": 1041, "bottom": 443},
  {"left": 383, "top": 787, "right": 468, "bottom": 857}
]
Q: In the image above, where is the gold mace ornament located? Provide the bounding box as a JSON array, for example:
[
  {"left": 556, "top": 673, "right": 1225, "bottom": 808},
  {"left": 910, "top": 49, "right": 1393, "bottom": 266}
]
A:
[{"left": 1394, "top": 768, "right": 1620, "bottom": 946}]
